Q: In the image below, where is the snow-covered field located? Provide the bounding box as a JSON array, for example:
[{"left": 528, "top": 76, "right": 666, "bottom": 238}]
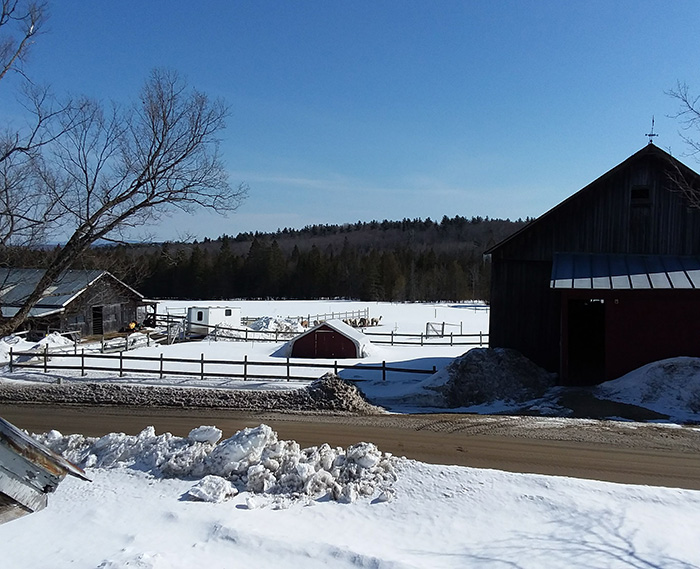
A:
[{"left": 3, "top": 300, "right": 700, "bottom": 567}]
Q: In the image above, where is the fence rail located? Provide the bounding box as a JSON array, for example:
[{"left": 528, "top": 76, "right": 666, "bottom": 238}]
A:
[
  {"left": 7, "top": 348, "right": 437, "bottom": 383},
  {"left": 363, "top": 331, "right": 487, "bottom": 346}
]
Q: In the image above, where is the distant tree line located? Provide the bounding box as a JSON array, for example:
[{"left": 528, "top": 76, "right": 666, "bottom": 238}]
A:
[{"left": 3, "top": 215, "right": 527, "bottom": 302}]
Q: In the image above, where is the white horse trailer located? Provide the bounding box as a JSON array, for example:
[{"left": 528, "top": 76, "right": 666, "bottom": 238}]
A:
[{"left": 187, "top": 306, "right": 241, "bottom": 335}]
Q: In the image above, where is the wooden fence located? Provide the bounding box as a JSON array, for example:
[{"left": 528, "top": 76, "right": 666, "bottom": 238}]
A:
[
  {"left": 362, "top": 331, "right": 487, "bottom": 346},
  {"left": 7, "top": 348, "right": 437, "bottom": 382}
]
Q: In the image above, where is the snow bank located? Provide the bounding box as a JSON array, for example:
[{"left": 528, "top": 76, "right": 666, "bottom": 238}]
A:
[
  {"left": 1, "top": 333, "right": 74, "bottom": 364},
  {"left": 596, "top": 357, "right": 700, "bottom": 423},
  {"left": 437, "top": 347, "right": 557, "bottom": 408},
  {"left": 36, "top": 423, "right": 399, "bottom": 506},
  {"left": 0, "top": 373, "right": 385, "bottom": 414}
]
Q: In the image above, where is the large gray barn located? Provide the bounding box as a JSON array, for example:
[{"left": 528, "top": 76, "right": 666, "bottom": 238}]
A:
[
  {"left": 487, "top": 143, "right": 700, "bottom": 385},
  {"left": 0, "top": 269, "right": 145, "bottom": 338}
]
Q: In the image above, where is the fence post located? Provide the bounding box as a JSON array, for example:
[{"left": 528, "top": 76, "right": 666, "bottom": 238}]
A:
[
  {"left": 442, "top": 322, "right": 445, "bottom": 337},
  {"left": 287, "top": 357, "right": 290, "bottom": 381},
  {"left": 479, "top": 331, "right": 483, "bottom": 346},
  {"left": 244, "top": 355, "right": 248, "bottom": 381},
  {"left": 420, "top": 333, "right": 424, "bottom": 346},
  {"left": 245, "top": 328, "right": 249, "bottom": 341},
  {"left": 391, "top": 331, "right": 394, "bottom": 346},
  {"left": 200, "top": 353, "right": 205, "bottom": 381},
  {"left": 101, "top": 336, "right": 105, "bottom": 353},
  {"left": 382, "top": 360, "right": 386, "bottom": 382},
  {"left": 147, "top": 332, "right": 151, "bottom": 347},
  {"left": 119, "top": 350, "right": 123, "bottom": 377},
  {"left": 334, "top": 360, "right": 338, "bottom": 375},
  {"left": 8, "top": 347, "right": 12, "bottom": 373},
  {"left": 160, "top": 353, "right": 164, "bottom": 379},
  {"left": 81, "top": 349, "right": 85, "bottom": 376},
  {"left": 451, "top": 332, "right": 453, "bottom": 346},
  {"left": 74, "top": 338, "right": 78, "bottom": 355},
  {"left": 43, "top": 344, "right": 48, "bottom": 373}
]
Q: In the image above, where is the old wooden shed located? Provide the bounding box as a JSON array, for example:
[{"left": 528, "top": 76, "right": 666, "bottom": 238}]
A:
[
  {"left": 289, "top": 319, "right": 370, "bottom": 359},
  {"left": 0, "top": 269, "right": 146, "bottom": 338},
  {"left": 487, "top": 143, "right": 700, "bottom": 385}
]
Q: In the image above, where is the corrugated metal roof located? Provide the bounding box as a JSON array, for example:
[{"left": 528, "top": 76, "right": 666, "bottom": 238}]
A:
[{"left": 551, "top": 253, "right": 700, "bottom": 290}]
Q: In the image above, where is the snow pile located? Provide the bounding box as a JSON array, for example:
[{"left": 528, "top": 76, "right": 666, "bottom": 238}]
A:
[
  {"left": 438, "top": 347, "right": 557, "bottom": 408},
  {"left": 249, "top": 316, "right": 305, "bottom": 334},
  {"left": 1, "top": 333, "right": 75, "bottom": 364},
  {"left": 0, "top": 335, "right": 35, "bottom": 362},
  {"left": 596, "top": 357, "right": 700, "bottom": 423},
  {"left": 0, "top": 373, "right": 385, "bottom": 414},
  {"left": 36, "top": 332, "right": 74, "bottom": 348},
  {"left": 35, "top": 423, "right": 399, "bottom": 505}
]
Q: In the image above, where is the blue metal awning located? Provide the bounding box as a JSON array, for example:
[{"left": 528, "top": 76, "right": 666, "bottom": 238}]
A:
[{"left": 551, "top": 253, "right": 700, "bottom": 290}]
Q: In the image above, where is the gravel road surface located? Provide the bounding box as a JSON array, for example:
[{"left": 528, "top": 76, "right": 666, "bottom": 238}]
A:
[{"left": 2, "top": 403, "right": 699, "bottom": 491}]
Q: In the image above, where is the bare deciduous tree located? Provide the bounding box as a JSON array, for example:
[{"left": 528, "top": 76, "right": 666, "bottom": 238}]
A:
[
  {"left": 0, "top": 69, "right": 247, "bottom": 334},
  {"left": 666, "top": 81, "right": 700, "bottom": 208}
]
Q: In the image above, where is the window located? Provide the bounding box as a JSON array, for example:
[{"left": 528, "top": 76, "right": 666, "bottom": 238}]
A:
[
  {"left": 631, "top": 185, "right": 651, "bottom": 207},
  {"left": 197, "top": 311, "right": 204, "bottom": 321},
  {"left": 225, "top": 309, "right": 232, "bottom": 316}
]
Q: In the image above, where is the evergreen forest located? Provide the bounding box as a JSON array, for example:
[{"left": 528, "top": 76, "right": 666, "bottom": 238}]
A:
[{"left": 6, "top": 215, "right": 527, "bottom": 302}]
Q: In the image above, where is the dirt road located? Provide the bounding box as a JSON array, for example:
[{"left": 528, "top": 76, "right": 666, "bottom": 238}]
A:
[{"left": 2, "top": 403, "right": 699, "bottom": 491}]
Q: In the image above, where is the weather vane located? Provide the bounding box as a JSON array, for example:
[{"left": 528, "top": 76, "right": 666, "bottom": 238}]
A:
[{"left": 646, "top": 116, "right": 658, "bottom": 145}]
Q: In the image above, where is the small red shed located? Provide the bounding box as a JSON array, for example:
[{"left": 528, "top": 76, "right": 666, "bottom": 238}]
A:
[{"left": 289, "top": 319, "right": 370, "bottom": 359}]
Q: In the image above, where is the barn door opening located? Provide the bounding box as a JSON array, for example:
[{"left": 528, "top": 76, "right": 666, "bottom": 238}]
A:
[
  {"left": 92, "top": 306, "right": 104, "bottom": 336},
  {"left": 567, "top": 298, "right": 605, "bottom": 385}
]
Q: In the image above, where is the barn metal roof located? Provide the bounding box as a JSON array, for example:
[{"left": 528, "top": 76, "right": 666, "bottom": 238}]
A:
[{"left": 550, "top": 253, "right": 700, "bottom": 290}]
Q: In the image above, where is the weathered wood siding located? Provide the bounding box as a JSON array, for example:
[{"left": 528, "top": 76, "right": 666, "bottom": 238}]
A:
[{"left": 488, "top": 145, "right": 700, "bottom": 377}]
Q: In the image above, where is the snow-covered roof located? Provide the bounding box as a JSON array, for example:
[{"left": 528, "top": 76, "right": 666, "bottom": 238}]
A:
[
  {"left": 308, "top": 319, "right": 371, "bottom": 346},
  {"left": 551, "top": 253, "right": 700, "bottom": 290}
]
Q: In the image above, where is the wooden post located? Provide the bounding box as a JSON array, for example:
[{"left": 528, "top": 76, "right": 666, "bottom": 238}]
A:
[
  {"left": 147, "top": 332, "right": 151, "bottom": 347},
  {"left": 286, "top": 357, "right": 290, "bottom": 381},
  {"left": 244, "top": 355, "right": 248, "bottom": 381},
  {"left": 8, "top": 347, "right": 12, "bottom": 373},
  {"left": 119, "top": 351, "right": 123, "bottom": 377},
  {"left": 391, "top": 331, "right": 394, "bottom": 346},
  {"left": 159, "top": 353, "right": 164, "bottom": 379},
  {"left": 43, "top": 345, "right": 48, "bottom": 373},
  {"left": 200, "top": 353, "right": 205, "bottom": 381},
  {"left": 101, "top": 336, "right": 105, "bottom": 353},
  {"left": 382, "top": 360, "right": 386, "bottom": 382},
  {"left": 420, "top": 333, "right": 424, "bottom": 346},
  {"left": 450, "top": 332, "right": 453, "bottom": 346},
  {"left": 334, "top": 360, "right": 338, "bottom": 375},
  {"left": 81, "top": 349, "right": 85, "bottom": 376},
  {"left": 479, "top": 331, "right": 483, "bottom": 346},
  {"left": 441, "top": 322, "right": 445, "bottom": 336}
]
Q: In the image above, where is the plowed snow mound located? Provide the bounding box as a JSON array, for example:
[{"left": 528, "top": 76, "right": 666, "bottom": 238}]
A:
[
  {"left": 35, "top": 423, "right": 400, "bottom": 505},
  {"left": 0, "top": 374, "right": 385, "bottom": 415},
  {"left": 595, "top": 357, "right": 700, "bottom": 422},
  {"left": 441, "top": 347, "right": 557, "bottom": 407}
]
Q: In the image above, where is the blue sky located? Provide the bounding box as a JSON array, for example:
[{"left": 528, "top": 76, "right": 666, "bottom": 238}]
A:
[{"left": 4, "top": 1, "right": 700, "bottom": 241}]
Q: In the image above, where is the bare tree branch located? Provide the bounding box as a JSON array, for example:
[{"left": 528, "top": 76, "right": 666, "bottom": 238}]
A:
[
  {"left": 0, "top": 0, "right": 45, "bottom": 83},
  {"left": 0, "top": 69, "right": 247, "bottom": 334}
]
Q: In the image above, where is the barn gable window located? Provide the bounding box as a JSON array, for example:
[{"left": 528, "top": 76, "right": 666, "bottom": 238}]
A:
[{"left": 630, "top": 185, "right": 651, "bottom": 207}]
